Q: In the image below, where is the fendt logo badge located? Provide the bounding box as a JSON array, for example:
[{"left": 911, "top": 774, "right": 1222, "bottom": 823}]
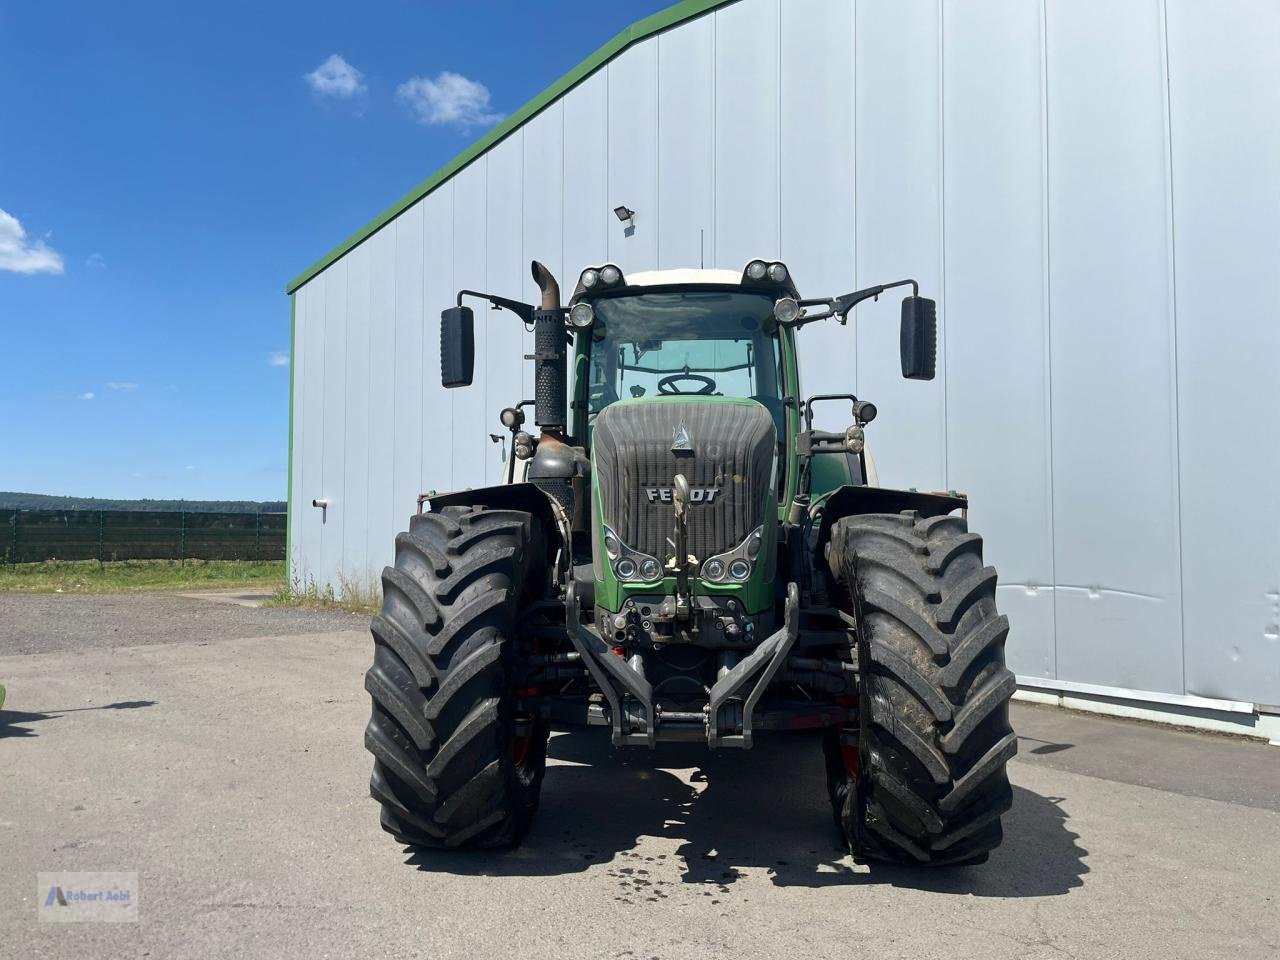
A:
[
  {"left": 671, "top": 421, "right": 692, "bottom": 453},
  {"left": 644, "top": 485, "right": 721, "bottom": 504}
]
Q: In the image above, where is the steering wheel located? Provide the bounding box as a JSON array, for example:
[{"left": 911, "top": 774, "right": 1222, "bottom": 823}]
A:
[{"left": 658, "top": 372, "right": 717, "bottom": 396}]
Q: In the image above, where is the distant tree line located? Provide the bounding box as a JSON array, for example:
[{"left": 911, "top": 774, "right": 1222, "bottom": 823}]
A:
[{"left": 0, "top": 492, "right": 286, "bottom": 513}]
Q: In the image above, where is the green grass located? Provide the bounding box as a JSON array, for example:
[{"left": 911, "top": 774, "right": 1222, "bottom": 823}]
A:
[
  {"left": 264, "top": 569, "right": 382, "bottom": 616},
  {"left": 0, "top": 559, "right": 285, "bottom": 594}
]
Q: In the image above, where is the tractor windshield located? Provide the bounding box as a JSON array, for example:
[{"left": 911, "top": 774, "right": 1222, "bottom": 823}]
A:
[{"left": 582, "top": 289, "right": 786, "bottom": 433}]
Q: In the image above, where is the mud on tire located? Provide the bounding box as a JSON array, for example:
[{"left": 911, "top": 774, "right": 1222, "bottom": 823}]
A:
[
  {"left": 825, "top": 510, "right": 1016, "bottom": 866},
  {"left": 363, "top": 505, "right": 548, "bottom": 849}
]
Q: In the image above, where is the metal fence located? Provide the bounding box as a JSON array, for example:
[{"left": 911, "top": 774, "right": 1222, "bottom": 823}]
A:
[{"left": 0, "top": 509, "right": 286, "bottom": 564}]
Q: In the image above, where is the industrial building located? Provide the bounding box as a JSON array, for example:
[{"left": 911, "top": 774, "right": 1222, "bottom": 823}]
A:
[{"left": 285, "top": 0, "right": 1279, "bottom": 739}]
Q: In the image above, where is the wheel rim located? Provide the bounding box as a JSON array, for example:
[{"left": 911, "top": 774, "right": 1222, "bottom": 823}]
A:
[{"left": 510, "top": 715, "right": 540, "bottom": 781}]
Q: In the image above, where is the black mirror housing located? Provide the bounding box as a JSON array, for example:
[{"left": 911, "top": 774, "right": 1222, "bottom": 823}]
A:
[
  {"left": 441, "top": 305, "right": 475, "bottom": 388},
  {"left": 900, "top": 296, "right": 937, "bottom": 381}
]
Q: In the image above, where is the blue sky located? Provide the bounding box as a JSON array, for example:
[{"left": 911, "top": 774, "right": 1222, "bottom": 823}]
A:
[{"left": 0, "top": 0, "right": 669, "bottom": 501}]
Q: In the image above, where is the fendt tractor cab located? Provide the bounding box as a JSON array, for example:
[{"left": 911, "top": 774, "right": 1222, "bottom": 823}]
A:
[{"left": 363, "top": 259, "right": 1016, "bottom": 866}]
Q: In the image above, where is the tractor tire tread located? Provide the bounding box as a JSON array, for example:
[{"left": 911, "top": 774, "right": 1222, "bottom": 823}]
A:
[
  {"left": 827, "top": 510, "right": 1016, "bottom": 866},
  {"left": 363, "top": 504, "right": 547, "bottom": 851}
]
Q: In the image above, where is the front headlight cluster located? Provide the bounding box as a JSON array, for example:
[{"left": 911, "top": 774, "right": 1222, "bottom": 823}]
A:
[
  {"left": 701, "top": 526, "right": 764, "bottom": 584},
  {"left": 603, "top": 525, "right": 662, "bottom": 583},
  {"left": 743, "top": 260, "right": 789, "bottom": 285},
  {"left": 571, "top": 263, "right": 626, "bottom": 328},
  {"left": 579, "top": 263, "right": 625, "bottom": 292}
]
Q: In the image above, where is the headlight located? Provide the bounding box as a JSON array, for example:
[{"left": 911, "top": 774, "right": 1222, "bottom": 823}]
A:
[
  {"left": 845, "top": 425, "right": 865, "bottom": 455},
  {"left": 745, "top": 260, "right": 768, "bottom": 281},
  {"left": 600, "top": 264, "right": 622, "bottom": 285},
  {"left": 699, "top": 526, "right": 764, "bottom": 584},
  {"left": 569, "top": 302, "right": 594, "bottom": 328},
  {"left": 605, "top": 527, "right": 660, "bottom": 583},
  {"left": 773, "top": 297, "right": 800, "bottom": 324},
  {"left": 580, "top": 268, "right": 599, "bottom": 288},
  {"left": 767, "top": 262, "right": 788, "bottom": 283}
]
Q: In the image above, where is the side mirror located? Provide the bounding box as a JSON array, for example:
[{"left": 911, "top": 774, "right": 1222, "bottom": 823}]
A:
[
  {"left": 440, "top": 306, "right": 475, "bottom": 388},
  {"left": 900, "top": 296, "right": 937, "bottom": 381}
]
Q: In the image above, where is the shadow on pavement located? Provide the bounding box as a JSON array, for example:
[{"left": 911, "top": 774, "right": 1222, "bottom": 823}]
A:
[
  {"left": 406, "top": 728, "right": 1087, "bottom": 897},
  {"left": 1018, "top": 733, "right": 1076, "bottom": 756},
  {"left": 0, "top": 700, "right": 157, "bottom": 739}
]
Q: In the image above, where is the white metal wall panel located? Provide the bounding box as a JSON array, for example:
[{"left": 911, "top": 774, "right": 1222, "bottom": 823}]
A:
[
  {"left": 291, "top": 283, "right": 316, "bottom": 583},
  {"left": 392, "top": 204, "right": 426, "bottom": 532},
  {"left": 522, "top": 104, "right": 564, "bottom": 308},
  {"left": 341, "top": 242, "right": 371, "bottom": 584},
  {"left": 1166, "top": 0, "right": 1280, "bottom": 704},
  {"left": 318, "top": 260, "right": 347, "bottom": 589},
  {"left": 561, "top": 72, "right": 608, "bottom": 280},
  {"left": 941, "top": 0, "right": 1056, "bottom": 679},
  {"left": 713, "top": 0, "right": 780, "bottom": 268},
  {"left": 451, "top": 159, "right": 489, "bottom": 490},
  {"left": 780, "top": 0, "right": 856, "bottom": 428},
  {"left": 1045, "top": 0, "right": 1183, "bottom": 693},
  {"left": 421, "top": 185, "right": 455, "bottom": 499},
  {"left": 486, "top": 134, "right": 526, "bottom": 482},
  {"left": 607, "top": 37, "right": 659, "bottom": 273},
  {"left": 522, "top": 104, "right": 565, "bottom": 408},
  {"left": 853, "top": 0, "right": 946, "bottom": 493},
  {"left": 657, "top": 13, "right": 715, "bottom": 270},
  {"left": 365, "top": 228, "right": 397, "bottom": 573}
]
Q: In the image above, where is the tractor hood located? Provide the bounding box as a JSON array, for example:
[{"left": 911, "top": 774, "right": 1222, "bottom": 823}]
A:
[{"left": 590, "top": 397, "right": 777, "bottom": 583}]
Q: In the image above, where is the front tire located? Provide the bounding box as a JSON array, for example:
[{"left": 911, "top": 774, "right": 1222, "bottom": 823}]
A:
[
  {"left": 364, "top": 505, "right": 548, "bottom": 849},
  {"left": 826, "top": 510, "right": 1016, "bottom": 865}
]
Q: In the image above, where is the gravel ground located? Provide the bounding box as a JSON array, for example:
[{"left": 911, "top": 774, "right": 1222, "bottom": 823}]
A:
[
  {"left": 1, "top": 593, "right": 1277, "bottom": 959},
  {"left": 0, "top": 591, "right": 367, "bottom": 656}
]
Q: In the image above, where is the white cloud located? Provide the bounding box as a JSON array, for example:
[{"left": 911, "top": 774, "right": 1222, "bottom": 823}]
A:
[
  {"left": 0, "top": 208, "right": 64, "bottom": 274},
  {"left": 85, "top": 252, "right": 106, "bottom": 269},
  {"left": 185, "top": 465, "right": 196, "bottom": 472},
  {"left": 396, "top": 71, "right": 503, "bottom": 129},
  {"left": 305, "top": 54, "right": 366, "bottom": 98},
  {"left": 78, "top": 392, "right": 95, "bottom": 401},
  {"left": 267, "top": 352, "right": 289, "bottom": 367},
  {"left": 107, "top": 381, "right": 138, "bottom": 391}
]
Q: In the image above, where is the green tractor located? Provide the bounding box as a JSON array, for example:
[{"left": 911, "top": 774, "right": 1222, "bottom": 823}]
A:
[{"left": 363, "top": 259, "right": 1015, "bottom": 865}]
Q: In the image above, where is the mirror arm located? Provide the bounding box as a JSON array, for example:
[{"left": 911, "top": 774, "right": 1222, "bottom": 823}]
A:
[
  {"left": 832, "top": 278, "right": 918, "bottom": 322},
  {"left": 782, "top": 279, "right": 920, "bottom": 328},
  {"left": 456, "top": 289, "right": 537, "bottom": 325}
]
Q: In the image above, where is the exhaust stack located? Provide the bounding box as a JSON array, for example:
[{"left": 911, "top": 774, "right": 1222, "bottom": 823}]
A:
[{"left": 530, "top": 260, "right": 567, "bottom": 433}]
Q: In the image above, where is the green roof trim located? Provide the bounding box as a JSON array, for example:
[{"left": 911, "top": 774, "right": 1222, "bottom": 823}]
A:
[{"left": 285, "top": 0, "right": 735, "bottom": 294}]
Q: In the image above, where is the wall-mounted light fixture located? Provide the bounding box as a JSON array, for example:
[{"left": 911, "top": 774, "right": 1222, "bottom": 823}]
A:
[{"left": 613, "top": 205, "right": 636, "bottom": 225}]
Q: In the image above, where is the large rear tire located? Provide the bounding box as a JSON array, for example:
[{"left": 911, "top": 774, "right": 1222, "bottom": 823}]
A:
[
  {"left": 825, "top": 510, "right": 1016, "bottom": 865},
  {"left": 364, "top": 505, "right": 549, "bottom": 849}
]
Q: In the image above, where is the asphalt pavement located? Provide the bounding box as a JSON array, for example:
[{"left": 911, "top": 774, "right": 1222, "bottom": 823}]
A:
[{"left": 1, "top": 593, "right": 1276, "bottom": 959}]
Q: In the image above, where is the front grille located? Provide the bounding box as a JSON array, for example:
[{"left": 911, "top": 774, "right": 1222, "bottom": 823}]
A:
[{"left": 591, "top": 399, "right": 776, "bottom": 572}]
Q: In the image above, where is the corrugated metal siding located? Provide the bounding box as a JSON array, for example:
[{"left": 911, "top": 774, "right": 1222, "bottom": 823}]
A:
[{"left": 289, "top": 0, "right": 1280, "bottom": 708}]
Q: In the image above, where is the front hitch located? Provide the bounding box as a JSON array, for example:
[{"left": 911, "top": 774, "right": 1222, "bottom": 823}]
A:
[{"left": 566, "top": 579, "right": 801, "bottom": 748}]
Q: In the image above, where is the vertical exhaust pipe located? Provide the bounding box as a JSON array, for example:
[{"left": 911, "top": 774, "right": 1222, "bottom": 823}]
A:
[
  {"left": 530, "top": 260, "right": 567, "bottom": 433},
  {"left": 531, "top": 260, "right": 561, "bottom": 310}
]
